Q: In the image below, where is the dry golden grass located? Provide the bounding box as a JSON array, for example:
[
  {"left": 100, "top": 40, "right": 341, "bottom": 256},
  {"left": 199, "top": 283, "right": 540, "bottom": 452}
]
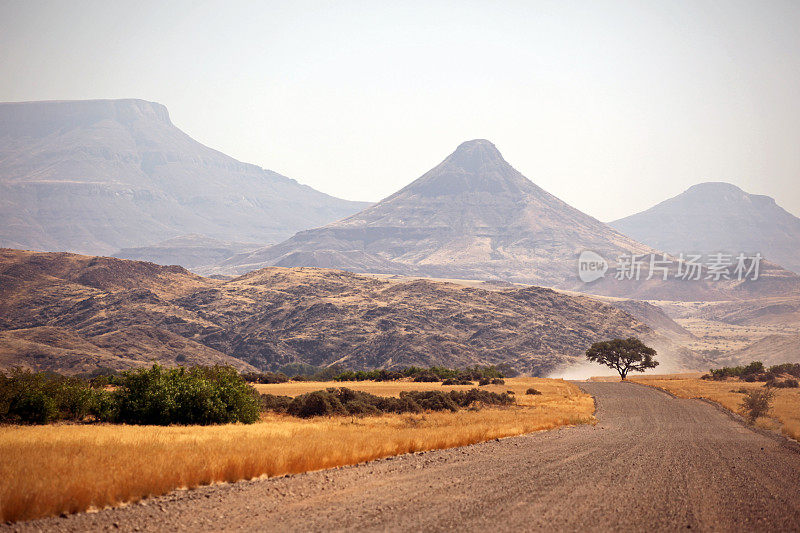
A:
[
  {"left": 631, "top": 376, "right": 800, "bottom": 442},
  {"left": 0, "top": 378, "right": 592, "bottom": 523}
]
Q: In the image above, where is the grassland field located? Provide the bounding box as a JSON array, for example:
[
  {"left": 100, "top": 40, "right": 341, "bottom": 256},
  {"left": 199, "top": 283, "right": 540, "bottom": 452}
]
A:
[{"left": 0, "top": 377, "right": 593, "bottom": 523}]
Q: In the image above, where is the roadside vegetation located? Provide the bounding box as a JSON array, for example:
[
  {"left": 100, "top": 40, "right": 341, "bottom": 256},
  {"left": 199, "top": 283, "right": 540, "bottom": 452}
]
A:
[
  {"left": 0, "top": 374, "right": 593, "bottom": 523},
  {"left": 262, "top": 387, "right": 513, "bottom": 418},
  {"left": 0, "top": 365, "right": 260, "bottom": 425},
  {"left": 702, "top": 361, "right": 800, "bottom": 388},
  {"left": 241, "top": 364, "right": 510, "bottom": 384},
  {"left": 632, "top": 363, "right": 800, "bottom": 441}
]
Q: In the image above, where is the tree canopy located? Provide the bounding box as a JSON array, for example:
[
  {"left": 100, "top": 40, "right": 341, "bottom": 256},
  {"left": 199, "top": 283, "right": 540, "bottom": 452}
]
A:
[{"left": 586, "top": 337, "right": 658, "bottom": 380}]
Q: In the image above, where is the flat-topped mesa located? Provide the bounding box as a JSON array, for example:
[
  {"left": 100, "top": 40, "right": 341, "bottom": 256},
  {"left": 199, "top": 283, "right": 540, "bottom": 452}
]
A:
[
  {"left": 0, "top": 99, "right": 172, "bottom": 137},
  {"left": 0, "top": 98, "right": 369, "bottom": 256}
]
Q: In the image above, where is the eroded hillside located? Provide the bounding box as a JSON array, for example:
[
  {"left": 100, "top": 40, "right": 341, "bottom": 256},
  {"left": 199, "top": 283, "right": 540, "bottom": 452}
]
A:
[{"left": 0, "top": 249, "right": 665, "bottom": 375}]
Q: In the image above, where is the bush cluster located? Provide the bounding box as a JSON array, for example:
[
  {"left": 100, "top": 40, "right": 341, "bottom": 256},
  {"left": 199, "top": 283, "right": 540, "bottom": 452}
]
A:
[
  {"left": 0, "top": 365, "right": 260, "bottom": 426},
  {"left": 766, "top": 378, "right": 799, "bottom": 388},
  {"left": 278, "top": 364, "right": 507, "bottom": 383},
  {"left": 332, "top": 369, "right": 405, "bottom": 382},
  {"left": 441, "top": 378, "right": 472, "bottom": 386},
  {"left": 478, "top": 377, "right": 505, "bottom": 386},
  {"left": 241, "top": 371, "right": 289, "bottom": 384},
  {"left": 262, "top": 387, "right": 514, "bottom": 418},
  {"left": 0, "top": 370, "right": 111, "bottom": 424},
  {"left": 404, "top": 365, "right": 504, "bottom": 382},
  {"left": 703, "top": 361, "right": 800, "bottom": 383},
  {"left": 525, "top": 388, "right": 542, "bottom": 395},
  {"left": 114, "top": 365, "right": 260, "bottom": 425},
  {"left": 278, "top": 363, "right": 347, "bottom": 382}
]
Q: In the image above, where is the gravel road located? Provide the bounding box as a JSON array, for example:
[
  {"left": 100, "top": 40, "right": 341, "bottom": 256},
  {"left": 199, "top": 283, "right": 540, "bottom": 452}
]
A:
[{"left": 9, "top": 382, "right": 800, "bottom": 532}]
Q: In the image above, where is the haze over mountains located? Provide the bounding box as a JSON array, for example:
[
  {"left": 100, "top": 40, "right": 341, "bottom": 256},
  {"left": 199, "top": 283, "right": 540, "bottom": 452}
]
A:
[
  {"left": 1, "top": 100, "right": 798, "bottom": 375},
  {"left": 214, "top": 140, "right": 800, "bottom": 301},
  {"left": 0, "top": 99, "right": 369, "bottom": 256},
  {"left": 611, "top": 182, "right": 800, "bottom": 274},
  {"left": 113, "top": 234, "right": 261, "bottom": 270},
  {"left": 218, "top": 140, "right": 654, "bottom": 285}
]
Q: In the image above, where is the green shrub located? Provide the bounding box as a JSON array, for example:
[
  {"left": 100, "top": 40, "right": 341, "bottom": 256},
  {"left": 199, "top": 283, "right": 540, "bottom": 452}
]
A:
[
  {"left": 767, "top": 363, "right": 800, "bottom": 378},
  {"left": 447, "top": 389, "right": 514, "bottom": 407},
  {"left": 740, "top": 386, "right": 775, "bottom": 423},
  {"left": 441, "top": 378, "right": 472, "bottom": 386},
  {"left": 0, "top": 370, "right": 112, "bottom": 424},
  {"left": 525, "top": 388, "right": 542, "bottom": 395},
  {"left": 11, "top": 390, "right": 58, "bottom": 424},
  {"left": 709, "top": 361, "right": 766, "bottom": 381},
  {"left": 286, "top": 390, "right": 347, "bottom": 418},
  {"left": 114, "top": 365, "right": 260, "bottom": 425},
  {"left": 241, "top": 371, "right": 289, "bottom": 384},
  {"left": 266, "top": 387, "right": 514, "bottom": 418},
  {"left": 261, "top": 393, "right": 293, "bottom": 412},
  {"left": 767, "top": 378, "right": 799, "bottom": 388},
  {"left": 401, "top": 390, "right": 459, "bottom": 412},
  {"left": 331, "top": 369, "right": 405, "bottom": 382}
]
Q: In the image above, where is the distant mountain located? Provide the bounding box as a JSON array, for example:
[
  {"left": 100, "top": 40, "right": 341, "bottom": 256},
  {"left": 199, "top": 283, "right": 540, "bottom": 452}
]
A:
[
  {"left": 0, "top": 99, "right": 369, "bottom": 255},
  {"left": 216, "top": 139, "right": 653, "bottom": 286},
  {"left": 610, "top": 182, "right": 800, "bottom": 273},
  {"left": 212, "top": 141, "right": 800, "bottom": 301},
  {"left": 723, "top": 334, "right": 800, "bottom": 367},
  {"left": 113, "top": 234, "right": 260, "bottom": 270},
  {"left": 1, "top": 248, "right": 703, "bottom": 375}
]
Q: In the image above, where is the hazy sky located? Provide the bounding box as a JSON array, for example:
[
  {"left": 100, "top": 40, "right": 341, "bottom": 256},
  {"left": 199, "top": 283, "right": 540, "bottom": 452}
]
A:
[{"left": 2, "top": 0, "right": 799, "bottom": 221}]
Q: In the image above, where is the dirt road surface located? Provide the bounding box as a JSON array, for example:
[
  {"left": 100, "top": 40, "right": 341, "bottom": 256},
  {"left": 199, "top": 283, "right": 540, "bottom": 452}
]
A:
[{"left": 9, "top": 382, "right": 800, "bottom": 532}]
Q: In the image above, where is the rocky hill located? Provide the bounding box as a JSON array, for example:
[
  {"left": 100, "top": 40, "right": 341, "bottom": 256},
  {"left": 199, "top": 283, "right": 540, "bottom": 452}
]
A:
[
  {"left": 0, "top": 99, "right": 369, "bottom": 255},
  {"left": 611, "top": 182, "right": 800, "bottom": 273},
  {"left": 0, "top": 248, "right": 699, "bottom": 376}
]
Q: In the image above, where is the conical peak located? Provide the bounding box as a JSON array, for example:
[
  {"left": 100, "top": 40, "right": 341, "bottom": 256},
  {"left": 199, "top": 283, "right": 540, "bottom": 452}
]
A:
[
  {"left": 447, "top": 139, "right": 504, "bottom": 171},
  {"left": 389, "top": 139, "right": 538, "bottom": 199}
]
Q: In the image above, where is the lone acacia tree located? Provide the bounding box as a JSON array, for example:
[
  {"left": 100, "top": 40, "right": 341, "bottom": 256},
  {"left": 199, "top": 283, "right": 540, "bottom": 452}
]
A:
[{"left": 586, "top": 337, "right": 658, "bottom": 380}]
